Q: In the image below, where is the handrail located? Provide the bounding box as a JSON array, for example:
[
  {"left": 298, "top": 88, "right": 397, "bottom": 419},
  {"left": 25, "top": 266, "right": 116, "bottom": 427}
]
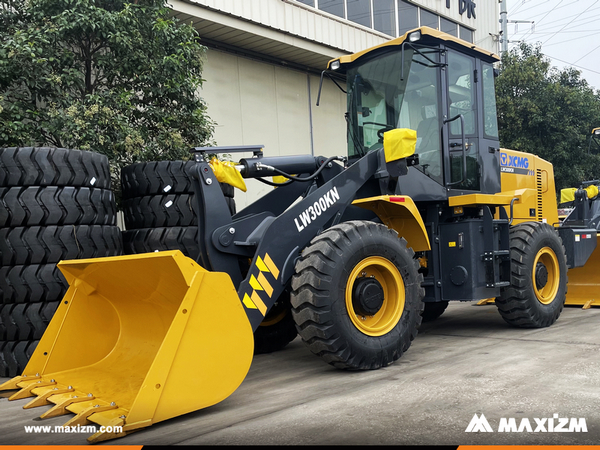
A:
[{"left": 444, "top": 114, "right": 466, "bottom": 187}]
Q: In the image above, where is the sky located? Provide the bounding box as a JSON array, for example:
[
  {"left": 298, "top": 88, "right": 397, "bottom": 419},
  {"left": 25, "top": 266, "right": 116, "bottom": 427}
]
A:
[{"left": 505, "top": 0, "right": 600, "bottom": 90}]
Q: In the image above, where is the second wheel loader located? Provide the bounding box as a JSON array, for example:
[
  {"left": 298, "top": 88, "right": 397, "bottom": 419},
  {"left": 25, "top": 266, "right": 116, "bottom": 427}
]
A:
[{"left": 1, "top": 27, "right": 599, "bottom": 443}]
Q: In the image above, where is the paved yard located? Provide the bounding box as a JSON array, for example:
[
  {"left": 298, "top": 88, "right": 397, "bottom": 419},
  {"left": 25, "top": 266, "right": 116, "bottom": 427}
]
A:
[{"left": 1, "top": 301, "right": 599, "bottom": 445}]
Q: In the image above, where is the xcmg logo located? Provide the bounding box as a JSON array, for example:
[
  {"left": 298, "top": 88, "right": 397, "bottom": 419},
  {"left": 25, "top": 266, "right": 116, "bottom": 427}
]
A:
[
  {"left": 465, "top": 413, "right": 588, "bottom": 433},
  {"left": 500, "top": 152, "right": 529, "bottom": 169}
]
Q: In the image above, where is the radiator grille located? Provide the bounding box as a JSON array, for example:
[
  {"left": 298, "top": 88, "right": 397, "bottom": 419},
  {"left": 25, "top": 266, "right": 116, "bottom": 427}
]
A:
[{"left": 536, "top": 169, "right": 543, "bottom": 220}]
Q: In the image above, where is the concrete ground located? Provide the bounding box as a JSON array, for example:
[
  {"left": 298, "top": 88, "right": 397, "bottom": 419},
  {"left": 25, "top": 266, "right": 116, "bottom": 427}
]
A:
[{"left": 1, "top": 301, "right": 600, "bottom": 446}]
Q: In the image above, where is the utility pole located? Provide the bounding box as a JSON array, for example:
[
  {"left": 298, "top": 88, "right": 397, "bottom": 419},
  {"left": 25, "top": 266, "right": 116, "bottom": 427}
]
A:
[
  {"left": 499, "top": 0, "right": 534, "bottom": 56},
  {"left": 500, "top": 0, "right": 508, "bottom": 54}
]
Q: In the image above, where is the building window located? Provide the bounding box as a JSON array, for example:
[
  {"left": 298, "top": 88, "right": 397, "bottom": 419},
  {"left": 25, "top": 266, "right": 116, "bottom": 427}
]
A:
[
  {"left": 319, "top": 0, "right": 345, "bottom": 19},
  {"left": 459, "top": 25, "right": 473, "bottom": 43},
  {"left": 440, "top": 17, "right": 457, "bottom": 37},
  {"left": 347, "top": 0, "right": 371, "bottom": 28},
  {"left": 292, "top": 0, "right": 469, "bottom": 42},
  {"left": 373, "top": 0, "right": 396, "bottom": 36},
  {"left": 398, "top": 0, "right": 418, "bottom": 36},
  {"left": 420, "top": 8, "right": 438, "bottom": 29}
]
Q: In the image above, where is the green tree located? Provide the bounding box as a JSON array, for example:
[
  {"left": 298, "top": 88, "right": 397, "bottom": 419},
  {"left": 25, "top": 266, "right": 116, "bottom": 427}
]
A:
[
  {"left": 0, "top": 0, "right": 214, "bottom": 183},
  {"left": 496, "top": 42, "right": 600, "bottom": 192}
]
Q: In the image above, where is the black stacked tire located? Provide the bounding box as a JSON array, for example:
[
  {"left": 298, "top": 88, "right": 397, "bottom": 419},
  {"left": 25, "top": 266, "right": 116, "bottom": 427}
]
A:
[
  {"left": 121, "top": 160, "right": 235, "bottom": 260},
  {"left": 0, "top": 341, "right": 38, "bottom": 377},
  {"left": 0, "top": 186, "right": 116, "bottom": 227},
  {"left": 122, "top": 193, "right": 198, "bottom": 228},
  {"left": 0, "top": 147, "right": 111, "bottom": 189},
  {"left": 0, "top": 147, "right": 122, "bottom": 377},
  {"left": 0, "top": 225, "right": 122, "bottom": 266},
  {"left": 122, "top": 226, "right": 199, "bottom": 259},
  {"left": 0, "top": 301, "right": 60, "bottom": 340}
]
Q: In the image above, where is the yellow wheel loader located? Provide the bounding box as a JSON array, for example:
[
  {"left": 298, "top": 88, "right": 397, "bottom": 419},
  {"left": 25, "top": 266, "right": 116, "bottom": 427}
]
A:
[{"left": 1, "top": 27, "right": 599, "bottom": 443}]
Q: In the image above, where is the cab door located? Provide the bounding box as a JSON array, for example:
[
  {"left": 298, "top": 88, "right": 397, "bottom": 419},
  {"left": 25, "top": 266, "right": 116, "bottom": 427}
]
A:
[{"left": 444, "top": 50, "right": 481, "bottom": 191}]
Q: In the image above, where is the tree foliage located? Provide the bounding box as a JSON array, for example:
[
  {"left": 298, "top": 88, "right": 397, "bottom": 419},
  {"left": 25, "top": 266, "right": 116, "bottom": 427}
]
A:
[
  {"left": 0, "top": 0, "right": 214, "bottom": 178},
  {"left": 496, "top": 43, "right": 600, "bottom": 192}
]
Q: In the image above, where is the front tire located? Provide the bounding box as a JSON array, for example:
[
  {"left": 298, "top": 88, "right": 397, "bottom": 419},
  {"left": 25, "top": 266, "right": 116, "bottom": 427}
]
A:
[
  {"left": 290, "top": 221, "right": 424, "bottom": 370},
  {"left": 496, "top": 222, "right": 567, "bottom": 328},
  {"left": 421, "top": 301, "right": 449, "bottom": 322},
  {"left": 254, "top": 291, "right": 298, "bottom": 354}
]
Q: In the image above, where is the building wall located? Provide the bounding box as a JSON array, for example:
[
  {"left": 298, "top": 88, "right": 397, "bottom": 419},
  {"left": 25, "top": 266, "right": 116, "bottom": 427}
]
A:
[{"left": 200, "top": 48, "right": 347, "bottom": 208}]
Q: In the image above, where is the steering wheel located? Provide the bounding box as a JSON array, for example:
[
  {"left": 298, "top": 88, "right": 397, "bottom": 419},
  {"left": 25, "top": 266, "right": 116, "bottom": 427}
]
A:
[{"left": 363, "top": 122, "right": 395, "bottom": 142}]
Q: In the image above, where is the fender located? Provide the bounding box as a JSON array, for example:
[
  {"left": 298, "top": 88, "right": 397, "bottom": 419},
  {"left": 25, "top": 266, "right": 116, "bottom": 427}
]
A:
[{"left": 352, "top": 195, "right": 431, "bottom": 252}]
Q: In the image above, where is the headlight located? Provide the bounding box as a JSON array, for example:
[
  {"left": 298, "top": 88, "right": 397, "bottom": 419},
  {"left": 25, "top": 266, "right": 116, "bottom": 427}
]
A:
[
  {"left": 409, "top": 31, "right": 421, "bottom": 42},
  {"left": 330, "top": 60, "right": 341, "bottom": 71}
]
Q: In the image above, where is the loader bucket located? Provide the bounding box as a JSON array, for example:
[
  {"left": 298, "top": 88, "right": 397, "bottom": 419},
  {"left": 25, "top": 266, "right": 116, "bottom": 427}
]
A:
[
  {"left": 566, "top": 236, "right": 600, "bottom": 308},
  {"left": 0, "top": 251, "right": 254, "bottom": 443}
]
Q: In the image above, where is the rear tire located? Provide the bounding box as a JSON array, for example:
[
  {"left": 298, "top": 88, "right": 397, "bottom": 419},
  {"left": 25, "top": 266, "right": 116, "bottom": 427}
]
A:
[
  {"left": 496, "top": 222, "right": 567, "bottom": 328},
  {"left": 290, "top": 221, "right": 424, "bottom": 370}
]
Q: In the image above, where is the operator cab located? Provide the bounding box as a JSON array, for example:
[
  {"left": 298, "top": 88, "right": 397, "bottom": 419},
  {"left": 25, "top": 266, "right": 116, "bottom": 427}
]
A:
[{"left": 330, "top": 27, "right": 501, "bottom": 200}]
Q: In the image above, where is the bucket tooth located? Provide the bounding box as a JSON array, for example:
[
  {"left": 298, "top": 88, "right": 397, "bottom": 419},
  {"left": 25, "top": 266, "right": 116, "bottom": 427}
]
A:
[
  {"left": 0, "top": 374, "right": 41, "bottom": 391},
  {"left": 62, "top": 403, "right": 118, "bottom": 428},
  {"left": 23, "top": 386, "right": 75, "bottom": 409},
  {"left": 88, "top": 415, "right": 127, "bottom": 444},
  {"left": 40, "top": 395, "right": 95, "bottom": 419},
  {"left": 9, "top": 380, "right": 57, "bottom": 401},
  {"left": 476, "top": 298, "right": 495, "bottom": 305}
]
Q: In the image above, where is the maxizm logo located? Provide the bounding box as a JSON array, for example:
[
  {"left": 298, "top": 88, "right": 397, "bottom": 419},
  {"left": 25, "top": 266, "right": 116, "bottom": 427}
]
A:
[
  {"left": 465, "top": 414, "right": 588, "bottom": 433},
  {"left": 500, "top": 152, "right": 529, "bottom": 169}
]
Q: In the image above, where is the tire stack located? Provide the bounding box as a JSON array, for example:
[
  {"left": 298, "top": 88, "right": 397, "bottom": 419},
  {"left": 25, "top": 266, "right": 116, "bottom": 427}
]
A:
[
  {"left": 121, "top": 160, "right": 235, "bottom": 260},
  {"left": 0, "top": 147, "right": 122, "bottom": 377}
]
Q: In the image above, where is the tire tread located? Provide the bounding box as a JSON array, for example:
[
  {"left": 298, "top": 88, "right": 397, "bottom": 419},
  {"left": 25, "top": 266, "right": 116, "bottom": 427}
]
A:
[
  {"left": 290, "top": 220, "right": 424, "bottom": 370},
  {"left": 496, "top": 222, "right": 567, "bottom": 328},
  {"left": 0, "top": 147, "right": 110, "bottom": 188}
]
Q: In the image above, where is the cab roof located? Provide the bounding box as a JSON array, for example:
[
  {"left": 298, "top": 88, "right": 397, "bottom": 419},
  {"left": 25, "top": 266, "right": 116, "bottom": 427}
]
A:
[{"left": 327, "top": 26, "right": 500, "bottom": 71}]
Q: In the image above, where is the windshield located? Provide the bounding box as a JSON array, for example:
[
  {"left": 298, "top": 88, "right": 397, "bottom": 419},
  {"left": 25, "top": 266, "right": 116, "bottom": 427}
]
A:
[{"left": 346, "top": 47, "right": 443, "bottom": 184}]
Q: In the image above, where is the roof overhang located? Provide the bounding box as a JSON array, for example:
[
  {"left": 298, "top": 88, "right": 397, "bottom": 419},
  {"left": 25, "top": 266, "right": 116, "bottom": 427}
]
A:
[{"left": 170, "top": 0, "right": 359, "bottom": 72}]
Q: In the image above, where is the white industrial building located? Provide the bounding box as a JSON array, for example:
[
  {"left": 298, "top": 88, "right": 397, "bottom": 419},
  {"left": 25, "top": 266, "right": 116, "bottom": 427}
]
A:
[{"left": 170, "top": 0, "right": 501, "bottom": 206}]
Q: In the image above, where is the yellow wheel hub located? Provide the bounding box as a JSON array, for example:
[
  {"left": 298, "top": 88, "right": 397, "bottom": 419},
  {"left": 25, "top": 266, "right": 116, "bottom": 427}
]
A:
[
  {"left": 532, "top": 247, "right": 560, "bottom": 305},
  {"left": 260, "top": 308, "right": 287, "bottom": 327},
  {"left": 345, "top": 256, "right": 405, "bottom": 336}
]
